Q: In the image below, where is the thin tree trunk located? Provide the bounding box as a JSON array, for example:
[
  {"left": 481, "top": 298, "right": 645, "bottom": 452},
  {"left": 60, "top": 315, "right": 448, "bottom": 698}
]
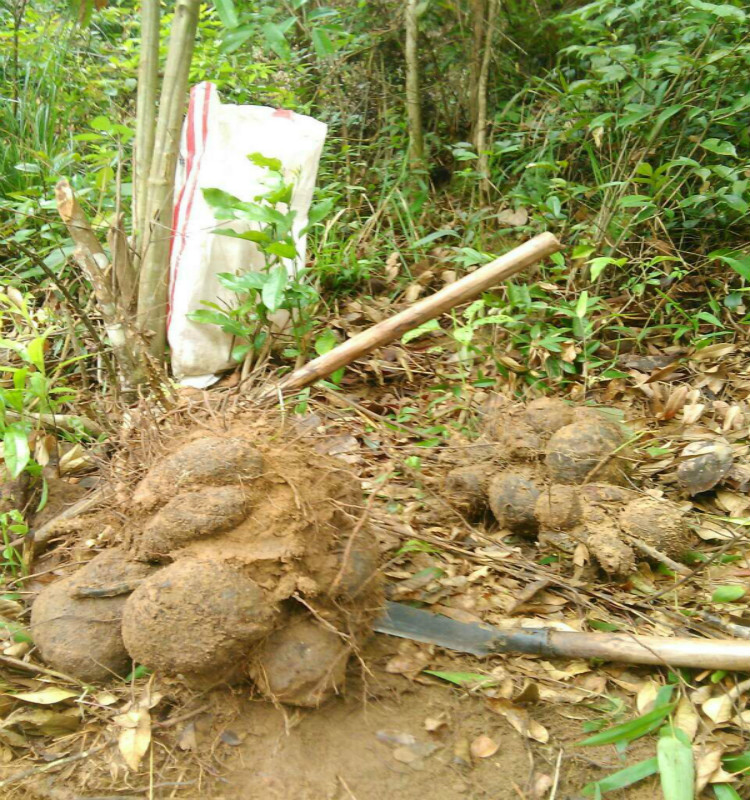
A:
[
  {"left": 468, "top": 0, "right": 485, "bottom": 143},
  {"left": 475, "top": 0, "right": 498, "bottom": 199},
  {"left": 133, "top": 0, "right": 160, "bottom": 246},
  {"left": 404, "top": 0, "right": 424, "bottom": 166},
  {"left": 137, "top": 0, "right": 200, "bottom": 361}
]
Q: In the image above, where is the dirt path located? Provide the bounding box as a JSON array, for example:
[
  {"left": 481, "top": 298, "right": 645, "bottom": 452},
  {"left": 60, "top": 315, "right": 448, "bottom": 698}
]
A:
[{"left": 195, "top": 638, "right": 657, "bottom": 800}]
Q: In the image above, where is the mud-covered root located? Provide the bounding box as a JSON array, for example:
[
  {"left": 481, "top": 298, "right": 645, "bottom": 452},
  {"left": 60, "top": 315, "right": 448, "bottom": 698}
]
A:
[
  {"left": 545, "top": 419, "right": 628, "bottom": 485},
  {"left": 619, "top": 496, "right": 693, "bottom": 560},
  {"left": 31, "top": 550, "right": 155, "bottom": 683},
  {"left": 488, "top": 471, "right": 541, "bottom": 537},
  {"left": 534, "top": 485, "right": 583, "bottom": 531},
  {"left": 249, "top": 617, "right": 350, "bottom": 707},
  {"left": 136, "top": 485, "right": 249, "bottom": 560},
  {"left": 133, "top": 436, "right": 264, "bottom": 510},
  {"left": 444, "top": 465, "right": 489, "bottom": 518},
  {"left": 122, "top": 559, "right": 277, "bottom": 683},
  {"left": 588, "top": 531, "right": 636, "bottom": 577}
]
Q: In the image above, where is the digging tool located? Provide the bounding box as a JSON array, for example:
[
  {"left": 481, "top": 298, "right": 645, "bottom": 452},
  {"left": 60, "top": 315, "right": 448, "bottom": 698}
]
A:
[
  {"left": 259, "top": 231, "right": 562, "bottom": 400},
  {"left": 375, "top": 601, "right": 750, "bottom": 672}
]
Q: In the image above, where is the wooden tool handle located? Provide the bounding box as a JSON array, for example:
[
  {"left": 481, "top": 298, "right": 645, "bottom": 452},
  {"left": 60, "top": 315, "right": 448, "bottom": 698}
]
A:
[
  {"left": 549, "top": 630, "right": 750, "bottom": 671},
  {"left": 261, "top": 232, "right": 562, "bottom": 400}
]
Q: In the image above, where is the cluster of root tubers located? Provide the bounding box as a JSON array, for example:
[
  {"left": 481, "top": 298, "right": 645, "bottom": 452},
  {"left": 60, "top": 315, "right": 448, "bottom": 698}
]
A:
[
  {"left": 445, "top": 398, "right": 695, "bottom": 576},
  {"left": 31, "top": 426, "right": 380, "bottom": 706}
]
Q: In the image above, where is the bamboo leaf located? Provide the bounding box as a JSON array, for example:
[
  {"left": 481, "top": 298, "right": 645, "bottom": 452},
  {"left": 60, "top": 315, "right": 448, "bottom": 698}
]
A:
[
  {"left": 578, "top": 702, "right": 676, "bottom": 747},
  {"left": 658, "top": 734, "right": 695, "bottom": 800},
  {"left": 582, "top": 757, "right": 659, "bottom": 795}
]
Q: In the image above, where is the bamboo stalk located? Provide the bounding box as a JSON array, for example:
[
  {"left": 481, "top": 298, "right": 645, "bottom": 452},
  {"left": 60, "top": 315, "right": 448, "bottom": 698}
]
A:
[
  {"left": 261, "top": 232, "right": 562, "bottom": 400},
  {"left": 137, "top": 0, "right": 200, "bottom": 360},
  {"left": 404, "top": 0, "right": 424, "bottom": 165},
  {"left": 475, "top": 0, "right": 498, "bottom": 197},
  {"left": 134, "top": 0, "right": 160, "bottom": 245}
]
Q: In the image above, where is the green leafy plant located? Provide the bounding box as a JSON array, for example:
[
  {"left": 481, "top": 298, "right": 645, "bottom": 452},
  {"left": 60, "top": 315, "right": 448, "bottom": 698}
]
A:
[
  {"left": 188, "top": 153, "right": 333, "bottom": 365},
  {"left": 0, "top": 510, "right": 29, "bottom": 577}
]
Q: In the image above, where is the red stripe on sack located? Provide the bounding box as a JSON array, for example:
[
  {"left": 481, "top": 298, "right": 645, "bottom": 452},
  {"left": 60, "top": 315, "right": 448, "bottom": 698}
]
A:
[{"left": 167, "top": 82, "right": 213, "bottom": 331}]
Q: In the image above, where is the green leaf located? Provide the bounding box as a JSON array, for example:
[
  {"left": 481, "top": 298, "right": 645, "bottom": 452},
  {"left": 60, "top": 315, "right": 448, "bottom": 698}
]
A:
[
  {"left": 202, "top": 187, "right": 244, "bottom": 218},
  {"left": 217, "top": 271, "right": 267, "bottom": 293},
  {"left": 25, "top": 337, "right": 46, "bottom": 373},
  {"left": 658, "top": 735, "right": 694, "bottom": 800},
  {"left": 311, "top": 26, "right": 335, "bottom": 58},
  {"left": 402, "top": 319, "right": 441, "bottom": 344},
  {"left": 3, "top": 425, "right": 30, "bottom": 479},
  {"left": 247, "top": 152, "right": 283, "bottom": 172},
  {"left": 711, "top": 585, "right": 746, "bottom": 603},
  {"left": 231, "top": 344, "right": 251, "bottom": 362},
  {"left": 686, "top": 0, "right": 745, "bottom": 20},
  {"left": 588, "top": 619, "right": 620, "bottom": 632},
  {"left": 722, "top": 751, "right": 750, "bottom": 774},
  {"left": 307, "top": 198, "right": 335, "bottom": 227},
  {"left": 266, "top": 241, "right": 297, "bottom": 260},
  {"left": 215, "top": 228, "right": 271, "bottom": 245},
  {"left": 214, "top": 0, "right": 238, "bottom": 28},
  {"left": 582, "top": 758, "right": 658, "bottom": 796},
  {"left": 423, "top": 670, "right": 496, "bottom": 688},
  {"left": 89, "top": 115, "right": 112, "bottom": 132},
  {"left": 411, "top": 229, "right": 459, "bottom": 248},
  {"left": 261, "top": 22, "right": 291, "bottom": 59},
  {"left": 710, "top": 252, "right": 750, "bottom": 282},
  {"left": 314, "top": 329, "right": 338, "bottom": 356},
  {"left": 713, "top": 785, "right": 743, "bottom": 800},
  {"left": 700, "top": 138, "right": 738, "bottom": 158},
  {"left": 187, "top": 309, "right": 250, "bottom": 338},
  {"left": 575, "top": 290, "right": 589, "bottom": 320},
  {"left": 578, "top": 701, "right": 676, "bottom": 747},
  {"left": 261, "top": 266, "right": 288, "bottom": 313},
  {"left": 395, "top": 539, "right": 440, "bottom": 555}
]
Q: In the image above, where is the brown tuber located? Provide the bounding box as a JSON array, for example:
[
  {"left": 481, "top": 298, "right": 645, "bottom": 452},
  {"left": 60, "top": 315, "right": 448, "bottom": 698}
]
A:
[
  {"left": 588, "top": 532, "right": 636, "bottom": 578},
  {"left": 545, "top": 420, "right": 627, "bottom": 485},
  {"left": 249, "top": 617, "right": 349, "bottom": 707},
  {"left": 133, "top": 436, "right": 264, "bottom": 509},
  {"left": 136, "top": 485, "right": 249, "bottom": 560},
  {"left": 122, "top": 559, "right": 276, "bottom": 682},
  {"left": 522, "top": 397, "right": 574, "bottom": 434},
  {"left": 31, "top": 550, "right": 155, "bottom": 683},
  {"left": 534, "top": 485, "right": 583, "bottom": 531},
  {"left": 444, "top": 465, "right": 488, "bottom": 517},
  {"left": 619, "top": 497, "right": 693, "bottom": 560},
  {"left": 488, "top": 472, "right": 541, "bottom": 537}
]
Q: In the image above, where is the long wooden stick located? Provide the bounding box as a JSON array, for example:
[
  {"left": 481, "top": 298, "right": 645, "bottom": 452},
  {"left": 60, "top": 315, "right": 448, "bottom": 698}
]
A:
[{"left": 263, "top": 232, "right": 561, "bottom": 400}]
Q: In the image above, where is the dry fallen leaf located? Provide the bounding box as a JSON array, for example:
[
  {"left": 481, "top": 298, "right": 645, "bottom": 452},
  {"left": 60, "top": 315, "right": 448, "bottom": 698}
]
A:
[
  {"left": 13, "top": 687, "right": 79, "bottom": 706},
  {"left": 114, "top": 689, "right": 160, "bottom": 772},
  {"left": 703, "top": 694, "right": 733, "bottom": 724},
  {"left": 385, "top": 651, "right": 430, "bottom": 676},
  {"left": 695, "top": 744, "right": 724, "bottom": 794},
  {"left": 636, "top": 681, "right": 660, "bottom": 714},
  {"left": 487, "top": 698, "right": 549, "bottom": 743},
  {"left": 470, "top": 734, "right": 499, "bottom": 758},
  {"left": 3, "top": 707, "right": 80, "bottom": 737},
  {"left": 674, "top": 697, "right": 700, "bottom": 741}
]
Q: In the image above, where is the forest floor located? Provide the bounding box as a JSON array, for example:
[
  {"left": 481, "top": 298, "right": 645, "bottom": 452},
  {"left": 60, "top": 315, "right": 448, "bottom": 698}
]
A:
[{"left": 2, "top": 321, "right": 750, "bottom": 800}]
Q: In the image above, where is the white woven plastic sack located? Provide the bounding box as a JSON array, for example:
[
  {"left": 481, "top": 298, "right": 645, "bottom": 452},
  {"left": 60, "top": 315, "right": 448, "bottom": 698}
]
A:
[{"left": 167, "top": 82, "right": 327, "bottom": 387}]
